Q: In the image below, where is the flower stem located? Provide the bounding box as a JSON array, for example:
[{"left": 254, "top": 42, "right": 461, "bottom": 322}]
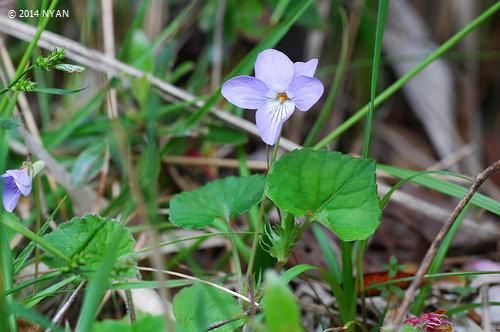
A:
[{"left": 246, "top": 135, "right": 281, "bottom": 284}]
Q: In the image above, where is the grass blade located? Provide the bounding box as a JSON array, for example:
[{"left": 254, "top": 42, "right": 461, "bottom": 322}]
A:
[
  {"left": 4, "top": 271, "right": 62, "bottom": 296},
  {"left": 0, "top": 212, "right": 70, "bottom": 262},
  {"left": 377, "top": 164, "right": 500, "bottom": 215},
  {"left": 132, "top": 0, "right": 197, "bottom": 68},
  {"left": 313, "top": 1, "right": 500, "bottom": 150},
  {"left": 30, "top": 86, "right": 88, "bottom": 95},
  {"left": 0, "top": 223, "right": 17, "bottom": 332},
  {"left": 75, "top": 227, "right": 124, "bottom": 332},
  {"left": 380, "top": 170, "right": 471, "bottom": 209},
  {"left": 14, "top": 195, "right": 67, "bottom": 274},
  {"left": 311, "top": 223, "right": 342, "bottom": 283},
  {"left": 304, "top": 7, "right": 349, "bottom": 147},
  {"left": 21, "top": 275, "right": 78, "bottom": 308},
  {"left": 362, "top": 0, "right": 389, "bottom": 159},
  {"left": 117, "top": 0, "right": 151, "bottom": 60},
  {"left": 42, "top": 92, "right": 104, "bottom": 150}
]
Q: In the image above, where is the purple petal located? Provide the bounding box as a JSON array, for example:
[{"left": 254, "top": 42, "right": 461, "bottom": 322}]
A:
[
  {"left": 2, "top": 174, "right": 22, "bottom": 213},
  {"left": 255, "top": 99, "right": 295, "bottom": 145},
  {"left": 287, "top": 76, "right": 324, "bottom": 112},
  {"left": 6, "top": 169, "right": 32, "bottom": 196},
  {"left": 254, "top": 49, "right": 294, "bottom": 93},
  {"left": 221, "top": 76, "right": 269, "bottom": 109},
  {"left": 293, "top": 58, "right": 318, "bottom": 78},
  {"left": 470, "top": 259, "right": 500, "bottom": 271}
]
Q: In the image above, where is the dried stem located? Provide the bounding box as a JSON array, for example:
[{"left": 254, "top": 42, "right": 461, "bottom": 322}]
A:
[
  {"left": 45, "top": 281, "right": 85, "bottom": 332},
  {"left": 137, "top": 266, "right": 259, "bottom": 307},
  {"left": 391, "top": 160, "right": 500, "bottom": 329},
  {"left": 206, "top": 306, "right": 262, "bottom": 331}
]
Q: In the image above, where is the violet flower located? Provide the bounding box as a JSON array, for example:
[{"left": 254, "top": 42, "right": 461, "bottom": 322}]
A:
[
  {"left": 221, "top": 49, "right": 324, "bottom": 145},
  {"left": 1, "top": 169, "right": 32, "bottom": 213}
]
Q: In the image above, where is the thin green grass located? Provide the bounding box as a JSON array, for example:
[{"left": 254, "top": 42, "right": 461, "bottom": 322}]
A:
[
  {"left": 303, "top": 8, "right": 349, "bottom": 148},
  {"left": 76, "top": 228, "right": 124, "bottom": 332},
  {"left": 313, "top": 0, "right": 500, "bottom": 150}
]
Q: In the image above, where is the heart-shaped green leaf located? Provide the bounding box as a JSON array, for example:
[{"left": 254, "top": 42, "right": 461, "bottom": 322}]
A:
[
  {"left": 43, "top": 214, "right": 137, "bottom": 280},
  {"left": 267, "top": 148, "right": 380, "bottom": 241},
  {"left": 169, "top": 175, "right": 265, "bottom": 229}
]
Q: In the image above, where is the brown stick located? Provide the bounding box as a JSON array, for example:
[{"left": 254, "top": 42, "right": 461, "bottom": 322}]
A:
[{"left": 391, "top": 160, "right": 500, "bottom": 329}]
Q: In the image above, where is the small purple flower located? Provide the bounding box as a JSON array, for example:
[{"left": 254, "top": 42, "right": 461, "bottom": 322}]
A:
[
  {"left": 1, "top": 169, "right": 32, "bottom": 213},
  {"left": 221, "top": 49, "right": 324, "bottom": 145}
]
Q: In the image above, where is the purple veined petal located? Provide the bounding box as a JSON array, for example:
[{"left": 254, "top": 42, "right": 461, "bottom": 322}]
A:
[
  {"left": 255, "top": 99, "right": 295, "bottom": 145},
  {"left": 254, "top": 49, "right": 294, "bottom": 93},
  {"left": 221, "top": 76, "right": 269, "bottom": 109},
  {"left": 287, "top": 76, "right": 324, "bottom": 112},
  {"left": 2, "top": 174, "right": 22, "bottom": 213},
  {"left": 293, "top": 58, "right": 318, "bottom": 78},
  {"left": 6, "top": 169, "right": 32, "bottom": 196}
]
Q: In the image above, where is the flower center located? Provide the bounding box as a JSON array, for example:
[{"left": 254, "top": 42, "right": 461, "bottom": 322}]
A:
[{"left": 277, "top": 92, "right": 288, "bottom": 104}]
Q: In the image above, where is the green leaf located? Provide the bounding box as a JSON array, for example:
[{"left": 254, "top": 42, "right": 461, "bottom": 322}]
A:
[
  {"left": 71, "top": 140, "right": 106, "bottom": 187},
  {"left": 169, "top": 175, "right": 266, "bottom": 229},
  {"left": 173, "top": 283, "right": 243, "bottom": 331},
  {"left": 127, "top": 30, "right": 154, "bottom": 72},
  {"left": 31, "top": 86, "right": 88, "bottom": 95},
  {"left": 0, "top": 118, "right": 22, "bottom": 129},
  {"left": 263, "top": 270, "right": 303, "bottom": 332},
  {"left": 91, "top": 311, "right": 171, "bottom": 332},
  {"left": 55, "top": 63, "right": 86, "bottom": 74},
  {"left": 267, "top": 148, "right": 381, "bottom": 241},
  {"left": 43, "top": 214, "right": 137, "bottom": 280}
]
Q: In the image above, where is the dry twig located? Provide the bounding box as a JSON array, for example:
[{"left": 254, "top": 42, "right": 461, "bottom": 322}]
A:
[{"left": 391, "top": 159, "right": 500, "bottom": 329}]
